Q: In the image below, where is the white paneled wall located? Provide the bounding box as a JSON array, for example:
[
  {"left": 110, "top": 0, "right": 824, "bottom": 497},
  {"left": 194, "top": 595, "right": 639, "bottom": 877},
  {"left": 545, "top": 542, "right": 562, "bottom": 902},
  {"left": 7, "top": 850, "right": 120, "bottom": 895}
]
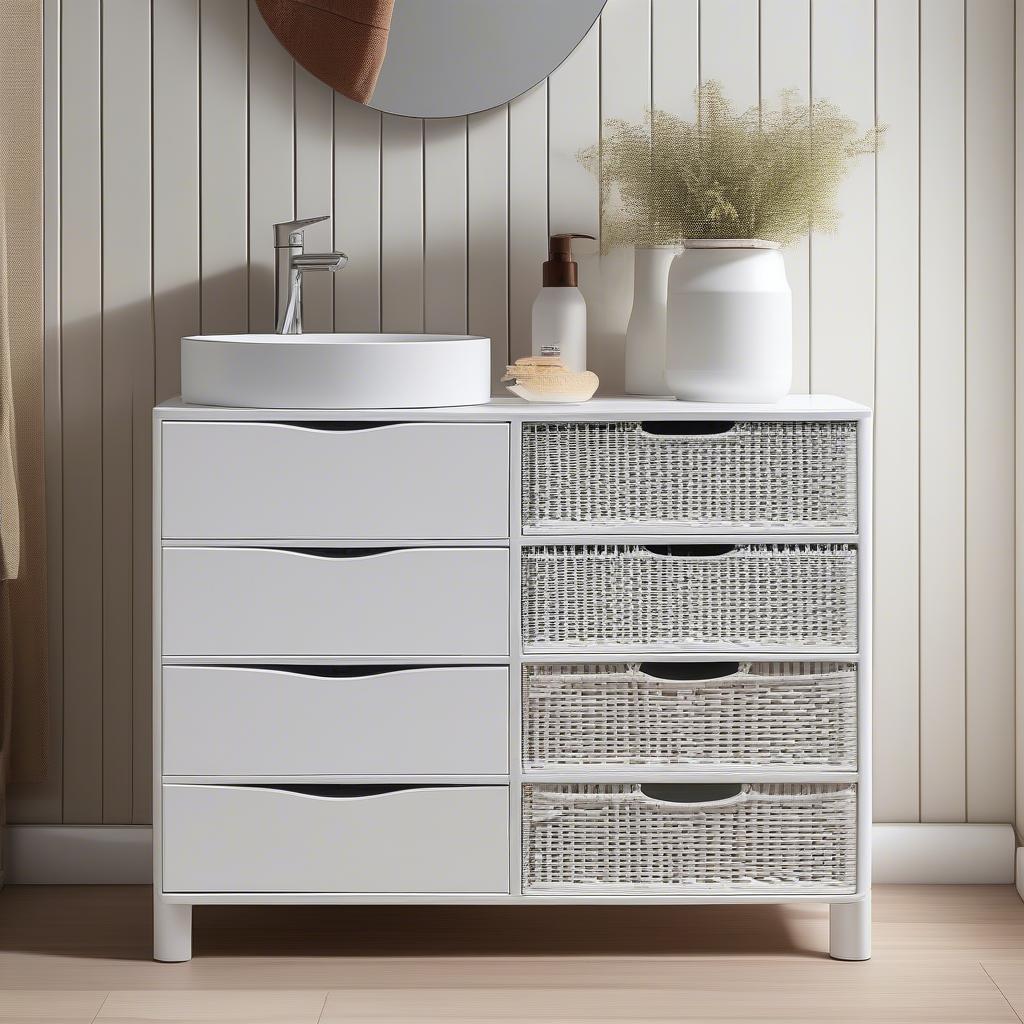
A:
[{"left": 22, "top": 0, "right": 1017, "bottom": 828}]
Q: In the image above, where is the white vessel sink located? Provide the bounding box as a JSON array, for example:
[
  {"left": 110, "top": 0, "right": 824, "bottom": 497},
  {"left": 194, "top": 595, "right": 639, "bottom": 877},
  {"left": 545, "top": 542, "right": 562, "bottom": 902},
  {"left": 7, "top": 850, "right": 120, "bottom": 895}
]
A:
[{"left": 181, "top": 333, "right": 491, "bottom": 409}]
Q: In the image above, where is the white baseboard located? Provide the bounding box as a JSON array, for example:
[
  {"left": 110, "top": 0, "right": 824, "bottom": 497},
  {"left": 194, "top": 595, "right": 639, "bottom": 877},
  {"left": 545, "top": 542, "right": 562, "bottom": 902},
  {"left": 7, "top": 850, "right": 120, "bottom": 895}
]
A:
[
  {"left": 872, "top": 823, "right": 1016, "bottom": 883},
  {"left": 3, "top": 823, "right": 1017, "bottom": 886}
]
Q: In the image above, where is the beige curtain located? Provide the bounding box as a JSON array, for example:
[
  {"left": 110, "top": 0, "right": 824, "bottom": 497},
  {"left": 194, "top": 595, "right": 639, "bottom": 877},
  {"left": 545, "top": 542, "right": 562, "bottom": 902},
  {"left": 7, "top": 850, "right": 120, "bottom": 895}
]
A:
[{"left": 0, "top": 0, "right": 47, "bottom": 882}]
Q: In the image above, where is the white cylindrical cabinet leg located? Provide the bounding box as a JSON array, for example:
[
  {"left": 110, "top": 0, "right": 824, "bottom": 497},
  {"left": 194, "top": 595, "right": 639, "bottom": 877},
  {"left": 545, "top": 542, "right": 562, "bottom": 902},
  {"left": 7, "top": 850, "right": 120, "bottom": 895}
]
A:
[
  {"left": 154, "top": 897, "right": 192, "bottom": 962},
  {"left": 829, "top": 896, "right": 870, "bottom": 961}
]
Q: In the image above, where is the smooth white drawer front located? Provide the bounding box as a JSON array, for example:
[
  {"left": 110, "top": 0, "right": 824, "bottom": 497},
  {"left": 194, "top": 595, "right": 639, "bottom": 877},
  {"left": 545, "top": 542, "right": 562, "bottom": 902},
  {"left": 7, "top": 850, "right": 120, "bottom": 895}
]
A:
[
  {"left": 161, "top": 421, "right": 510, "bottom": 540},
  {"left": 161, "top": 784, "right": 510, "bottom": 893},
  {"left": 162, "top": 665, "right": 510, "bottom": 776},
  {"left": 162, "top": 547, "right": 510, "bottom": 657}
]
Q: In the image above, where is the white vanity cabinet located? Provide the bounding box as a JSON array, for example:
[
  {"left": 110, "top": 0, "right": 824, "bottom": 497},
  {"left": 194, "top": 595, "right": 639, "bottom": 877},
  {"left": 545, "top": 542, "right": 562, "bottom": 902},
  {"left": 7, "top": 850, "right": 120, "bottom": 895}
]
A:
[{"left": 153, "top": 396, "right": 871, "bottom": 963}]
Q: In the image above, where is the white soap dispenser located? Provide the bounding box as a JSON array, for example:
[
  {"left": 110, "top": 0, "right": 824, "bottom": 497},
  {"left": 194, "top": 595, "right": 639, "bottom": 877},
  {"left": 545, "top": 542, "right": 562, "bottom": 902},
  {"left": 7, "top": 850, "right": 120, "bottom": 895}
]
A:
[{"left": 532, "top": 232, "right": 594, "bottom": 373}]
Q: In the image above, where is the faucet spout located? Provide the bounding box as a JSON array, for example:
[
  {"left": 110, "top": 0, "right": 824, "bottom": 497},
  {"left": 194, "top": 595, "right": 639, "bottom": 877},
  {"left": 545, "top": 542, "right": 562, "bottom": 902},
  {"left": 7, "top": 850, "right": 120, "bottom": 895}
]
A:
[
  {"left": 273, "top": 217, "right": 348, "bottom": 335},
  {"left": 292, "top": 252, "right": 348, "bottom": 273}
]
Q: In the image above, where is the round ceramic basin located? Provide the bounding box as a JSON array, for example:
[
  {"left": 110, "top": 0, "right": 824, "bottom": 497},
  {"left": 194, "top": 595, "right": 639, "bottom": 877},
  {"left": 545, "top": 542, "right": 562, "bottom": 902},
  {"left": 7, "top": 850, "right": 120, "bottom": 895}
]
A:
[{"left": 181, "top": 333, "right": 492, "bottom": 409}]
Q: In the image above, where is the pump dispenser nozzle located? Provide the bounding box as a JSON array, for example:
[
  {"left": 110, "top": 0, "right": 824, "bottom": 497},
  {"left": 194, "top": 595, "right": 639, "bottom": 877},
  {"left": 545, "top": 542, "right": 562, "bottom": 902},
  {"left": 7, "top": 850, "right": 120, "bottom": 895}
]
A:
[{"left": 543, "top": 233, "right": 595, "bottom": 287}]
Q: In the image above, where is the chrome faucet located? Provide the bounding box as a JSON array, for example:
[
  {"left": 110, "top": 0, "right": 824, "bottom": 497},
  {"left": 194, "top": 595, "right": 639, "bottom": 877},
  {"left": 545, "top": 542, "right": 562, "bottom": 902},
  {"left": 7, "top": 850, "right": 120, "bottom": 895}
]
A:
[{"left": 274, "top": 216, "right": 348, "bottom": 334}]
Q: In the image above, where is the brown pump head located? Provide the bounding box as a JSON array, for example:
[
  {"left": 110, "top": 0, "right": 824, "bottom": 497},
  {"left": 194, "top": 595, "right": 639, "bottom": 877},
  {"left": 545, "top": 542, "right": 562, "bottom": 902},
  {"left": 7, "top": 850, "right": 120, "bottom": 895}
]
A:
[{"left": 543, "top": 233, "right": 595, "bottom": 287}]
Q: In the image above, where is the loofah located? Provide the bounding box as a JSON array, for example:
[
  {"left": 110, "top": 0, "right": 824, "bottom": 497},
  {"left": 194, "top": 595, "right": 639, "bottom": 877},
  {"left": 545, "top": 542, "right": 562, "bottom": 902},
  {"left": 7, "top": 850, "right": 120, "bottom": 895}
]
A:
[{"left": 502, "top": 357, "right": 599, "bottom": 404}]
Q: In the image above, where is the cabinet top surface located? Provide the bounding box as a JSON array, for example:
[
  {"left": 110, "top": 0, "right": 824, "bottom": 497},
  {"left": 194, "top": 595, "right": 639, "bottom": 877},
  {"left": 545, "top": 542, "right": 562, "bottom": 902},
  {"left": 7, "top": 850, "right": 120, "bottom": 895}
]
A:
[{"left": 155, "top": 394, "right": 870, "bottom": 422}]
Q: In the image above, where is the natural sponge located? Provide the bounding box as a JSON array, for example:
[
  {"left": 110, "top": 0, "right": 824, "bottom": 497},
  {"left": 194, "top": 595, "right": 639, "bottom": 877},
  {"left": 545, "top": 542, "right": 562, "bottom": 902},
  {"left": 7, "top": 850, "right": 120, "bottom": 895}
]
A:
[{"left": 501, "top": 357, "right": 599, "bottom": 404}]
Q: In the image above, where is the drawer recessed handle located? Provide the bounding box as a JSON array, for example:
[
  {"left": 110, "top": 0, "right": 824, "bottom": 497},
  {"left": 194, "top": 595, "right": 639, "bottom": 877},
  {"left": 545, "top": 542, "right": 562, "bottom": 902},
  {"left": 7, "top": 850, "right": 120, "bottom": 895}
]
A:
[
  {"left": 639, "top": 783, "right": 744, "bottom": 806},
  {"left": 276, "top": 547, "right": 398, "bottom": 559},
  {"left": 243, "top": 664, "right": 449, "bottom": 678},
  {"left": 639, "top": 662, "right": 740, "bottom": 681},
  {"left": 275, "top": 421, "right": 401, "bottom": 432},
  {"left": 252, "top": 784, "right": 427, "bottom": 798},
  {"left": 642, "top": 544, "right": 736, "bottom": 558},
  {"left": 639, "top": 420, "right": 737, "bottom": 436},
  {"left": 240, "top": 784, "right": 487, "bottom": 800}
]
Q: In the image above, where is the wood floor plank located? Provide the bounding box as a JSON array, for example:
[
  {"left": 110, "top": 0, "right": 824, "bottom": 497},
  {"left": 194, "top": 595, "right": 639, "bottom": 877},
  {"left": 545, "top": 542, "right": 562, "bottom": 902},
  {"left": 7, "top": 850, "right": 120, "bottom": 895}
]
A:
[
  {"left": 0, "top": 990, "right": 107, "bottom": 1022},
  {"left": 979, "top": 961, "right": 1024, "bottom": 1020},
  {"left": 319, "top": 963, "right": 1020, "bottom": 1022},
  {"left": 95, "top": 990, "right": 326, "bottom": 1024}
]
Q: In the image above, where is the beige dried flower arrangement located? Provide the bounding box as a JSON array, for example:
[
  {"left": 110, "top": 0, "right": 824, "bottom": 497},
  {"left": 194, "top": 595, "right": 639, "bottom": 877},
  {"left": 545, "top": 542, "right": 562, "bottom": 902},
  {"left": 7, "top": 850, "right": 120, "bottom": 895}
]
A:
[{"left": 579, "top": 80, "right": 883, "bottom": 251}]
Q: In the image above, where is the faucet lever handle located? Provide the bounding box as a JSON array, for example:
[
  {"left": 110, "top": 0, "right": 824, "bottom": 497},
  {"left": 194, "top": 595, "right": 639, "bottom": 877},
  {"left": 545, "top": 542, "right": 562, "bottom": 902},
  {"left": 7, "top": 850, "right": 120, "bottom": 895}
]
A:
[{"left": 274, "top": 215, "right": 330, "bottom": 247}]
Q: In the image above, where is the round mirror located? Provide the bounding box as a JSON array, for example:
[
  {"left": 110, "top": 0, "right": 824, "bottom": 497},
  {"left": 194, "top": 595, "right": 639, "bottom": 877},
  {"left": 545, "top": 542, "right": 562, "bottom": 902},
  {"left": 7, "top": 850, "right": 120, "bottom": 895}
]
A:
[{"left": 256, "top": 0, "right": 607, "bottom": 119}]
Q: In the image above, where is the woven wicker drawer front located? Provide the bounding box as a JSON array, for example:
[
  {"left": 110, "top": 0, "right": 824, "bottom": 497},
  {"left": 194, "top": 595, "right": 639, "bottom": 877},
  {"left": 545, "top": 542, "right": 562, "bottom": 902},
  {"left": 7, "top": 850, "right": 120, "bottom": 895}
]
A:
[
  {"left": 522, "top": 783, "right": 857, "bottom": 894},
  {"left": 521, "top": 545, "right": 858, "bottom": 651},
  {"left": 522, "top": 662, "right": 857, "bottom": 771},
  {"left": 521, "top": 420, "right": 857, "bottom": 532}
]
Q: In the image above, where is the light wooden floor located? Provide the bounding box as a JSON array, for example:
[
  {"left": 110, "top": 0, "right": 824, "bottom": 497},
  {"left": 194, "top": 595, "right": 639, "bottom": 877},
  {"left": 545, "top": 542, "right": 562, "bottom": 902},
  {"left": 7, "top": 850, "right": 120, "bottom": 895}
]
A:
[{"left": 1, "top": 886, "right": 1023, "bottom": 1022}]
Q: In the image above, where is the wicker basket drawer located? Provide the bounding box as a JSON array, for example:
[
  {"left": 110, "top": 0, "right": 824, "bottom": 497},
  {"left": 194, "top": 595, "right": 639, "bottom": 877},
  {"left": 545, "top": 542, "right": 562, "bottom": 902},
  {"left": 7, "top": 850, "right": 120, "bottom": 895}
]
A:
[
  {"left": 523, "top": 662, "right": 857, "bottom": 771},
  {"left": 521, "top": 544, "right": 858, "bottom": 652},
  {"left": 521, "top": 420, "right": 858, "bottom": 533},
  {"left": 522, "top": 783, "right": 857, "bottom": 894}
]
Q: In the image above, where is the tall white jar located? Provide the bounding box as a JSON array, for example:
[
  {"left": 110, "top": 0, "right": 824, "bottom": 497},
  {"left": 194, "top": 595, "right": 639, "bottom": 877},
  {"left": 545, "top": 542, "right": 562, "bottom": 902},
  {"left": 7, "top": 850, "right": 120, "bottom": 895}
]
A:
[
  {"left": 665, "top": 239, "right": 792, "bottom": 403},
  {"left": 624, "top": 246, "right": 680, "bottom": 396}
]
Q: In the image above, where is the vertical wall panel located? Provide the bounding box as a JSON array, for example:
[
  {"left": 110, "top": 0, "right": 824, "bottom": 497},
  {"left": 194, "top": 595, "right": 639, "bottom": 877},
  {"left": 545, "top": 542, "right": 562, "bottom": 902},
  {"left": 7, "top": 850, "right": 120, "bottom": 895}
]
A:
[
  {"left": 149, "top": 0, "right": 201, "bottom": 819},
  {"left": 199, "top": 0, "right": 248, "bottom": 333},
  {"left": 964, "top": 0, "right": 1015, "bottom": 823},
  {"left": 873, "top": 0, "right": 921, "bottom": 822},
  {"left": 652, "top": 0, "right": 698, "bottom": 118},
  {"left": 247, "top": 2, "right": 293, "bottom": 333},
  {"left": 809, "top": 0, "right": 875, "bottom": 407},
  {"left": 60, "top": 0, "right": 103, "bottom": 824},
  {"left": 760, "top": 0, "right": 811, "bottom": 394},
  {"left": 548, "top": 23, "right": 599, "bottom": 239},
  {"left": 467, "top": 105, "right": 509, "bottom": 389},
  {"left": 380, "top": 114, "right": 423, "bottom": 332},
  {"left": 129, "top": 19, "right": 157, "bottom": 823},
  {"left": 294, "top": 66, "right": 335, "bottom": 333},
  {"left": 508, "top": 83, "right": 547, "bottom": 363},
  {"left": 101, "top": 0, "right": 151, "bottom": 824},
  {"left": 919, "top": 0, "right": 967, "bottom": 822},
  {"left": 700, "top": 0, "right": 759, "bottom": 107},
  {"left": 153, "top": 3, "right": 200, "bottom": 404},
  {"left": 424, "top": 117, "right": 468, "bottom": 334},
  {"left": 12, "top": 0, "right": 65, "bottom": 824},
  {"left": 99, "top": 2, "right": 136, "bottom": 823},
  {"left": 649, "top": 0, "right": 697, "bottom": 395},
  {"left": 548, "top": 20, "right": 600, "bottom": 384},
  {"left": 592, "top": 0, "right": 651, "bottom": 395},
  {"left": 333, "top": 98, "right": 381, "bottom": 332}
]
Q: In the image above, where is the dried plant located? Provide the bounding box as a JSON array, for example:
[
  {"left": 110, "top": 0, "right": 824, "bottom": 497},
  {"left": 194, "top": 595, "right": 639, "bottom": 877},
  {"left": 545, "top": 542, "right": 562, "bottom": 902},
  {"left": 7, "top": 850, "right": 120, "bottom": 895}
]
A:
[{"left": 579, "top": 81, "right": 883, "bottom": 250}]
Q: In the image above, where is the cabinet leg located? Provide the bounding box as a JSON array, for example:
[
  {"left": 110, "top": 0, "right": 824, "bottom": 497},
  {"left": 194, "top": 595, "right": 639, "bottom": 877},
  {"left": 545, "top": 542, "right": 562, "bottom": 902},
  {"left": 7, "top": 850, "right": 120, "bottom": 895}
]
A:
[
  {"left": 829, "top": 896, "right": 871, "bottom": 961},
  {"left": 154, "top": 896, "right": 192, "bottom": 962}
]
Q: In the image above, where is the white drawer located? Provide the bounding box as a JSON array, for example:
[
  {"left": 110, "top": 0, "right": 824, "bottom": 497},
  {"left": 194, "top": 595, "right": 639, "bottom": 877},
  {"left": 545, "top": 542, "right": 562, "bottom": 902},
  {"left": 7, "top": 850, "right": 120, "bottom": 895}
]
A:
[
  {"left": 162, "top": 546, "right": 510, "bottom": 658},
  {"left": 161, "top": 421, "right": 510, "bottom": 540},
  {"left": 161, "top": 784, "right": 510, "bottom": 893},
  {"left": 162, "top": 665, "right": 510, "bottom": 776}
]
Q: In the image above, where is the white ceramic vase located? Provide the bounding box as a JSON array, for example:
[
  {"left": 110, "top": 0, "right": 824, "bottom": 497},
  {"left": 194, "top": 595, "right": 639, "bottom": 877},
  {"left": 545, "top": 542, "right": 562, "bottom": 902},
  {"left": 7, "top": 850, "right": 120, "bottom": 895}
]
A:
[
  {"left": 624, "top": 246, "right": 680, "bottom": 396},
  {"left": 665, "top": 239, "right": 792, "bottom": 403}
]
